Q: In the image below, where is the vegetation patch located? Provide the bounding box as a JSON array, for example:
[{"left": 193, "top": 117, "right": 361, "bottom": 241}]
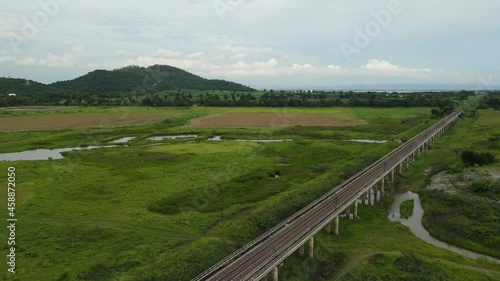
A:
[
  {"left": 189, "top": 113, "right": 366, "bottom": 128},
  {"left": 399, "top": 200, "right": 414, "bottom": 219},
  {"left": 0, "top": 113, "right": 178, "bottom": 131}
]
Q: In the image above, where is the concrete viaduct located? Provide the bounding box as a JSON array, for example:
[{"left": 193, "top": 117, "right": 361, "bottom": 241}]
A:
[{"left": 193, "top": 112, "right": 461, "bottom": 281}]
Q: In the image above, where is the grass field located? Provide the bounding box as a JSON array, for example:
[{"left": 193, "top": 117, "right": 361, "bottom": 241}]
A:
[
  {"left": 0, "top": 113, "right": 179, "bottom": 132},
  {"left": 189, "top": 113, "right": 366, "bottom": 128},
  {"left": 1, "top": 106, "right": 498, "bottom": 280}
]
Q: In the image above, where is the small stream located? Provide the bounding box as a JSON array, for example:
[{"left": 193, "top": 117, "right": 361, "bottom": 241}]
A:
[{"left": 388, "top": 191, "right": 499, "bottom": 263}]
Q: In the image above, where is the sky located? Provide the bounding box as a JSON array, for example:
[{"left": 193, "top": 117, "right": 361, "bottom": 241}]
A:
[{"left": 0, "top": 0, "right": 499, "bottom": 89}]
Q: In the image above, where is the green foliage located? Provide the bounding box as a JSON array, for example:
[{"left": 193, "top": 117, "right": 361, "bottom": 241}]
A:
[
  {"left": 394, "top": 251, "right": 423, "bottom": 273},
  {"left": 448, "top": 161, "right": 465, "bottom": 173},
  {"left": 470, "top": 180, "right": 490, "bottom": 193},
  {"left": 422, "top": 190, "right": 500, "bottom": 258},
  {"left": 461, "top": 150, "right": 497, "bottom": 166},
  {"left": 400, "top": 200, "right": 414, "bottom": 219}
]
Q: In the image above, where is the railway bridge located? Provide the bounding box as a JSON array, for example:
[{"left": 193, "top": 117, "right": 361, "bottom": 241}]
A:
[{"left": 193, "top": 112, "right": 461, "bottom": 281}]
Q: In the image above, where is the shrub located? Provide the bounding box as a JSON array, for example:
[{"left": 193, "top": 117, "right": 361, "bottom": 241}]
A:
[
  {"left": 470, "top": 180, "right": 490, "bottom": 193},
  {"left": 461, "top": 150, "right": 496, "bottom": 166},
  {"left": 448, "top": 161, "right": 464, "bottom": 173},
  {"left": 394, "top": 250, "right": 422, "bottom": 273}
]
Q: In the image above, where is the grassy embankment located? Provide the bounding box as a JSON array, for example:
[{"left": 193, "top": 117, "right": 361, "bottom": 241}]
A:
[{"left": 0, "top": 107, "right": 443, "bottom": 281}]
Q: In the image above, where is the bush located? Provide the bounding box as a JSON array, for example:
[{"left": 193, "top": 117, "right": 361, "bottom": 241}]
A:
[
  {"left": 448, "top": 161, "right": 464, "bottom": 174},
  {"left": 461, "top": 150, "right": 496, "bottom": 166},
  {"left": 394, "top": 251, "right": 422, "bottom": 273},
  {"left": 470, "top": 180, "right": 490, "bottom": 193}
]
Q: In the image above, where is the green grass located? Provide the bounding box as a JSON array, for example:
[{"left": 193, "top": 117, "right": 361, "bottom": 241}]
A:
[
  {"left": 275, "top": 205, "right": 500, "bottom": 280},
  {"left": 388, "top": 110, "right": 500, "bottom": 259},
  {"left": 2, "top": 107, "right": 498, "bottom": 280},
  {"left": 0, "top": 106, "right": 437, "bottom": 281}
]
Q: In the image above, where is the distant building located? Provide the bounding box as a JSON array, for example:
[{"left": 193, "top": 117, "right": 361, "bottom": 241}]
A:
[
  {"left": 25, "top": 80, "right": 31, "bottom": 86},
  {"left": 8, "top": 93, "right": 16, "bottom": 97}
]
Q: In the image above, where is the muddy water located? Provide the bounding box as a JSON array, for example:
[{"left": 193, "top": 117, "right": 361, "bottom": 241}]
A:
[
  {"left": 388, "top": 191, "right": 499, "bottom": 263},
  {"left": 0, "top": 146, "right": 116, "bottom": 161}
]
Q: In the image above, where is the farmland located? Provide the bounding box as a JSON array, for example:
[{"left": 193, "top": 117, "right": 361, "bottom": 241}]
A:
[
  {"left": 0, "top": 106, "right": 499, "bottom": 280},
  {"left": 189, "top": 113, "right": 366, "bottom": 128}
]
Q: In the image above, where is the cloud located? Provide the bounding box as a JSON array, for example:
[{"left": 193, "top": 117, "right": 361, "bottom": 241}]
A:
[
  {"left": 328, "top": 64, "right": 342, "bottom": 70},
  {"left": 113, "top": 50, "right": 132, "bottom": 57},
  {"left": 229, "top": 53, "right": 247, "bottom": 60},
  {"left": 0, "top": 56, "right": 15, "bottom": 64},
  {"left": 153, "top": 49, "right": 184, "bottom": 58},
  {"left": 14, "top": 45, "right": 84, "bottom": 67},
  {"left": 186, "top": 51, "right": 204, "bottom": 59},
  {"left": 15, "top": 58, "right": 37, "bottom": 66},
  {"left": 360, "top": 59, "right": 431, "bottom": 74},
  {"left": 215, "top": 44, "right": 274, "bottom": 55}
]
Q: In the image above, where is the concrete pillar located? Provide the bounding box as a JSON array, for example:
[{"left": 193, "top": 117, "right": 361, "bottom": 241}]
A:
[
  {"left": 308, "top": 236, "right": 314, "bottom": 258},
  {"left": 361, "top": 193, "right": 366, "bottom": 204},
  {"left": 261, "top": 274, "right": 268, "bottom": 281},
  {"left": 399, "top": 162, "right": 403, "bottom": 173},
  {"left": 412, "top": 152, "right": 415, "bottom": 162},
  {"left": 370, "top": 188, "right": 375, "bottom": 206},
  {"left": 391, "top": 169, "right": 395, "bottom": 183},
  {"left": 334, "top": 215, "right": 339, "bottom": 235},
  {"left": 353, "top": 200, "right": 358, "bottom": 218},
  {"left": 272, "top": 267, "right": 278, "bottom": 281},
  {"left": 299, "top": 244, "right": 305, "bottom": 256},
  {"left": 346, "top": 205, "right": 351, "bottom": 217},
  {"left": 325, "top": 222, "right": 331, "bottom": 234},
  {"left": 381, "top": 178, "right": 385, "bottom": 193},
  {"left": 406, "top": 158, "right": 409, "bottom": 169}
]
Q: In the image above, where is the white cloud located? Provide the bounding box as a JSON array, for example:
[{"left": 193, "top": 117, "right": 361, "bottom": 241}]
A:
[
  {"left": 113, "top": 50, "right": 132, "bottom": 57},
  {"left": 360, "top": 59, "right": 431, "bottom": 74},
  {"left": 0, "top": 56, "right": 15, "bottom": 64},
  {"left": 38, "top": 52, "right": 73, "bottom": 67},
  {"left": 153, "top": 49, "right": 184, "bottom": 58},
  {"left": 14, "top": 45, "right": 84, "bottom": 67},
  {"left": 215, "top": 44, "right": 274, "bottom": 55},
  {"left": 186, "top": 51, "right": 204, "bottom": 59},
  {"left": 229, "top": 53, "right": 247, "bottom": 60},
  {"left": 328, "top": 64, "right": 342, "bottom": 70},
  {"left": 15, "top": 58, "right": 37, "bottom": 66}
]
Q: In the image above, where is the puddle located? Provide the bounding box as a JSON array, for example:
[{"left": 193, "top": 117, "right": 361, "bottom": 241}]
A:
[
  {"left": 349, "top": 139, "right": 387, "bottom": 144},
  {"left": 208, "top": 136, "right": 223, "bottom": 141},
  {"left": 147, "top": 135, "right": 198, "bottom": 141},
  {"left": 388, "top": 191, "right": 499, "bottom": 263},
  {"left": 235, "top": 139, "right": 293, "bottom": 143},
  {"left": 111, "top": 137, "right": 135, "bottom": 143},
  {"left": 0, "top": 146, "right": 116, "bottom": 161}
]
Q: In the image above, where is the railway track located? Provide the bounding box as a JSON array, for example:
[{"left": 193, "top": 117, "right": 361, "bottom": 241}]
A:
[{"left": 195, "top": 112, "right": 461, "bottom": 281}]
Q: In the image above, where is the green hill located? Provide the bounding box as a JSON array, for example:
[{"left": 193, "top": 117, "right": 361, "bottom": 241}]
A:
[{"left": 0, "top": 65, "right": 255, "bottom": 97}]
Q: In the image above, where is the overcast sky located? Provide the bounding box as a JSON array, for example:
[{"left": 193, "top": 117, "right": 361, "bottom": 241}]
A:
[{"left": 0, "top": 0, "right": 499, "bottom": 88}]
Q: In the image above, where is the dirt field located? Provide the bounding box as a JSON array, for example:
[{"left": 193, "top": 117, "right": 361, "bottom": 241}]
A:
[
  {"left": 0, "top": 113, "right": 178, "bottom": 132},
  {"left": 189, "top": 113, "right": 366, "bottom": 128}
]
